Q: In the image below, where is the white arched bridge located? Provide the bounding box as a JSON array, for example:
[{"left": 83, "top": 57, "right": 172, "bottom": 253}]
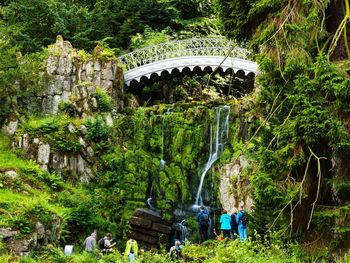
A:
[{"left": 118, "top": 38, "right": 258, "bottom": 87}]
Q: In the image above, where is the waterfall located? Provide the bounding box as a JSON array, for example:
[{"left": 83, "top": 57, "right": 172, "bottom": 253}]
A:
[
  {"left": 160, "top": 109, "right": 171, "bottom": 169},
  {"left": 195, "top": 106, "right": 230, "bottom": 206}
]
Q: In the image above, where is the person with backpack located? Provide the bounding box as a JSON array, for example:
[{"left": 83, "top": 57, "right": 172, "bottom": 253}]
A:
[
  {"left": 196, "top": 206, "right": 209, "bottom": 243},
  {"left": 169, "top": 240, "right": 182, "bottom": 261},
  {"left": 98, "top": 233, "right": 116, "bottom": 253},
  {"left": 236, "top": 204, "right": 248, "bottom": 241},
  {"left": 230, "top": 208, "right": 239, "bottom": 240},
  {"left": 220, "top": 210, "right": 231, "bottom": 239},
  {"left": 125, "top": 238, "right": 138, "bottom": 261}
]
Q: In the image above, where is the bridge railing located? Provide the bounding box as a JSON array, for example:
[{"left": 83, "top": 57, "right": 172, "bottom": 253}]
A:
[{"left": 118, "top": 38, "right": 251, "bottom": 71}]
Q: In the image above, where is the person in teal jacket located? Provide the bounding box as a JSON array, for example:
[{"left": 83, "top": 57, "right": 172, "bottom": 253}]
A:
[
  {"left": 220, "top": 210, "right": 231, "bottom": 239},
  {"left": 236, "top": 205, "right": 248, "bottom": 241}
]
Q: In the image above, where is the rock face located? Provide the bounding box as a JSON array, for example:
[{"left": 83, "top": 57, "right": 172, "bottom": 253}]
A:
[
  {"left": 40, "top": 36, "right": 123, "bottom": 115},
  {"left": 15, "top": 133, "right": 94, "bottom": 182},
  {"left": 129, "top": 208, "right": 172, "bottom": 250},
  {"left": 219, "top": 155, "right": 253, "bottom": 212},
  {"left": 0, "top": 217, "right": 61, "bottom": 256}
]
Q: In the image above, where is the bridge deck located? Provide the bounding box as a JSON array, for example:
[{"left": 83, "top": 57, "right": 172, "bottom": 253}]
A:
[{"left": 117, "top": 38, "right": 258, "bottom": 86}]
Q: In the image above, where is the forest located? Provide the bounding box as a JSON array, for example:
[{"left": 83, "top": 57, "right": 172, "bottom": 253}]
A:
[{"left": 1, "top": 0, "right": 350, "bottom": 262}]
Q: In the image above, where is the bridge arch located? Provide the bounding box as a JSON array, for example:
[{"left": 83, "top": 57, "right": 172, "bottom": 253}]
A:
[{"left": 118, "top": 38, "right": 258, "bottom": 87}]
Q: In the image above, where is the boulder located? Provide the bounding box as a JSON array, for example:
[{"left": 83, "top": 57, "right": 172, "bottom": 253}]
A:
[
  {"left": 4, "top": 170, "right": 18, "bottom": 180},
  {"left": 130, "top": 216, "right": 152, "bottom": 229},
  {"left": 37, "top": 142, "right": 50, "bottom": 169},
  {"left": 133, "top": 209, "right": 170, "bottom": 225},
  {"left": 128, "top": 208, "right": 172, "bottom": 251},
  {"left": 151, "top": 223, "right": 172, "bottom": 235},
  {"left": 0, "top": 228, "right": 19, "bottom": 239},
  {"left": 2, "top": 120, "right": 18, "bottom": 136},
  {"left": 129, "top": 226, "right": 158, "bottom": 237},
  {"left": 7, "top": 235, "right": 37, "bottom": 256},
  {"left": 128, "top": 230, "right": 157, "bottom": 244}
]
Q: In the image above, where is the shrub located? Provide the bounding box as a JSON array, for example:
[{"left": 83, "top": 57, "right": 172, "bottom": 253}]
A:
[
  {"left": 95, "top": 87, "right": 113, "bottom": 112},
  {"left": 85, "top": 117, "right": 109, "bottom": 142},
  {"left": 58, "top": 101, "right": 75, "bottom": 117}
]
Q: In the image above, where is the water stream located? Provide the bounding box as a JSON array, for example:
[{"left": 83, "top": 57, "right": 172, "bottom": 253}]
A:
[
  {"left": 195, "top": 106, "right": 230, "bottom": 206},
  {"left": 160, "top": 109, "right": 171, "bottom": 169}
]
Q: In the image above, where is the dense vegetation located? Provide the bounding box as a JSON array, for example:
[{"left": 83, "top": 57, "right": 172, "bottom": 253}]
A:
[{"left": 1, "top": 0, "right": 350, "bottom": 262}]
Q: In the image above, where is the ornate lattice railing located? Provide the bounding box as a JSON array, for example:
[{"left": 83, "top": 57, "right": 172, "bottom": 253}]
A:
[{"left": 118, "top": 38, "right": 251, "bottom": 71}]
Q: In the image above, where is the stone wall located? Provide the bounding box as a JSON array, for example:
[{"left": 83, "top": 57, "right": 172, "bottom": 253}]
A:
[
  {"left": 40, "top": 36, "right": 123, "bottom": 115},
  {"left": 129, "top": 209, "right": 172, "bottom": 250}
]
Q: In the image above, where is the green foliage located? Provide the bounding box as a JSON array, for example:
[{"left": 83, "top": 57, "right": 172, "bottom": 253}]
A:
[
  {"left": 0, "top": 28, "right": 48, "bottom": 124},
  {"left": 85, "top": 117, "right": 109, "bottom": 142},
  {"left": 58, "top": 101, "right": 75, "bottom": 117},
  {"left": 21, "top": 115, "right": 83, "bottom": 152},
  {"left": 182, "top": 239, "right": 299, "bottom": 262},
  {"left": 130, "top": 27, "right": 172, "bottom": 50},
  {"left": 95, "top": 87, "right": 113, "bottom": 112}
]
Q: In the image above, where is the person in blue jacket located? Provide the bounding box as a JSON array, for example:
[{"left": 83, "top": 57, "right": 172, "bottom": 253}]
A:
[
  {"left": 220, "top": 210, "right": 231, "bottom": 239},
  {"left": 196, "top": 206, "right": 209, "bottom": 243},
  {"left": 236, "top": 204, "right": 248, "bottom": 241}
]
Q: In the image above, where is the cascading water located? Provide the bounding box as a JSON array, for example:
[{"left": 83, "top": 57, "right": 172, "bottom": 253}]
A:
[
  {"left": 195, "top": 106, "right": 230, "bottom": 206},
  {"left": 160, "top": 109, "right": 171, "bottom": 169},
  {"left": 173, "top": 219, "right": 188, "bottom": 244}
]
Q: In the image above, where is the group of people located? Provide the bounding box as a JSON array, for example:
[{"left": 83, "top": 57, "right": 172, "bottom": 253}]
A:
[
  {"left": 197, "top": 204, "right": 248, "bottom": 243},
  {"left": 83, "top": 231, "right": 138, "bottom": 262},
  {"left": 83, "top": 205, "right": 248, "bottom": 261}
]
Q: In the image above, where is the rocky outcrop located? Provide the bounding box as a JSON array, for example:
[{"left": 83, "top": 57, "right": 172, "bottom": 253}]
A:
[
  {"left": 129, "top": 209, "right": 172, "bottom": 250},
  {"left": 15, "top": 131, "right": 94, "bottom": 182},
  {"left": 219, "top": 155, "right": 253, "bottom": 212},
  {"left": 39, "top": 36, "right": 123, "bottom": 115},
  {"left": 0, "top": 217, "right": 61, "bottom": 256}
]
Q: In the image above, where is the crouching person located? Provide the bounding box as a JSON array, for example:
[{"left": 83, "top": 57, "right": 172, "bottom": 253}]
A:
[
  {"left": 98, "top": 233, "right": 116, "bottom": 254},
  {"left": 169, "top": 240, "right": 182, "bottom": 261}
]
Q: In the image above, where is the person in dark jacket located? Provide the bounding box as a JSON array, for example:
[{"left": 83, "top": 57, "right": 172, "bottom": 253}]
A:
[
  {"left": 230, "top": 207, "right": 238, "bottom": 240},
  {"left": 236, "top": 205, "right": 248, "bottom": 241},
  {"left": 196, "top": 206, "right": 209, "bottom": 243},
  {"left": 220, "top": 210, "right": 231, "bottom": 239}
]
